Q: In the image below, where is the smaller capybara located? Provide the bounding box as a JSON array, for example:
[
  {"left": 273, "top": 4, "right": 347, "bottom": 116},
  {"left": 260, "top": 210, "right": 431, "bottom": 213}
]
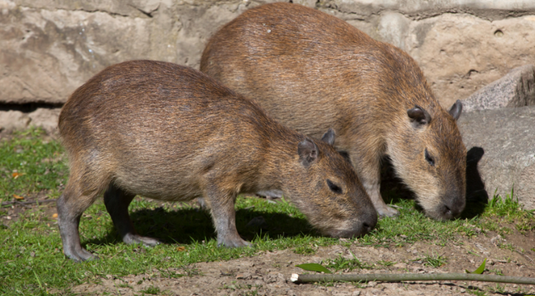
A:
[
  {"left": 57, "top": 60, "right": 377, "bottom": 262},
  {"left": 201, "top": 3, "right": 467, "bottom": 220}
]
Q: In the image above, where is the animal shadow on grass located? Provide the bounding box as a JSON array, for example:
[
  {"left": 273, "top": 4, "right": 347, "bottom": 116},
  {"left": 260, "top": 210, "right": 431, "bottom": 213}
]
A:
[
  {"left": 379, "top": 147, "right": 488, "bottom": 219},
  {"left": 84, "top": 204, "right": 317, "bottom": 247}
]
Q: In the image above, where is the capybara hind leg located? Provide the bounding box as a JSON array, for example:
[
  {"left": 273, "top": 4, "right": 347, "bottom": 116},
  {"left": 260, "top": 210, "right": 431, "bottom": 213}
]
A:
[
  {"left": 57, "top": 185, "right": 100, "bottom": 262},
  {"left": 206, "top": 185, "right": 250, "bottom": 248},
  {"left": 103, "top": 185, "right": 159, "bottom": 247}
]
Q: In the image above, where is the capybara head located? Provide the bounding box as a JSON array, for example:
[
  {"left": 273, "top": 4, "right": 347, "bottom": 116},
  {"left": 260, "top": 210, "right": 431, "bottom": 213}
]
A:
[
  {"left": 389, "top": 100, "right": 466, "bottom": 220},
  {"left": 284, "top": 129, "right": 377, "bottom": 237}
]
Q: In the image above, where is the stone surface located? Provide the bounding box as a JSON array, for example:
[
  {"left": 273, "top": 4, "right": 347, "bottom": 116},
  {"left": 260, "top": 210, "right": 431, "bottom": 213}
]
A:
[
  {"left": 458, "top": 106, "right": 535, "bottom": 210},
  {"left": 0, "top": 110, "right": 31, "bottom": 131},
  {"left": 1, "top": 0, "right": 535, "bottom": 109},
  {"left": 462, "top": 64, "right": 535, "bottom": 112},
  {"left": 322, "top": 0, "right": 535, "bottom": 19},
  {"left": 0, "top": 108, "right": 60, "bottom": 133},
  {"left": 404, "top": 14, "right": 535, "bottom": 109},
  {"left": 27, "top": 107, "right": 60, "bottom": 133},
  {"left": 0, "top": 0, "right": 252, "bottom": 104}
]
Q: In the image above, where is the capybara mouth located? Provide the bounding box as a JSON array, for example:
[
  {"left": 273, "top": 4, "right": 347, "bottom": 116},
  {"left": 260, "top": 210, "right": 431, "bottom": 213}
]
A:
[
  {"left": 427, "top": 200, "right": 465, "bottom": 221},
  {"left": 324, "top": 216, "right": 377, "bottom": 238}
]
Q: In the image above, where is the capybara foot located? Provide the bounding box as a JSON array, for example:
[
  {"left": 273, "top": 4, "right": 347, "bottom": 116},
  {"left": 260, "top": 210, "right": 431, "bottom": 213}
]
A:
[
  {"left": 217, "top": 236, "right": 251, "bottom": 248},
  {"left": 64, "top": 246, "right": 98, "bottom": 262},
  {"left": 123, "top": 233, "right": 160, "bottom": 247},
  {"left": 377, "top": 205, "right": 399, "bottom": 218}
]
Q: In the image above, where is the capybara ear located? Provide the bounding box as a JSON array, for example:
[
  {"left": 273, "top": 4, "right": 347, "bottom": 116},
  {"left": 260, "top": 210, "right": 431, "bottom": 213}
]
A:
[
  {"left": 449, "top": 100, "right": 463, "bottom": 121},
  {"left": 407, "top": 105, "right": 432, "bottom": 126},
  {"left": 321, "top": 128, "right": 336, "bottom": 146},
  {"left": 298, "top": 138, "right": 319, "bottom": 167}
]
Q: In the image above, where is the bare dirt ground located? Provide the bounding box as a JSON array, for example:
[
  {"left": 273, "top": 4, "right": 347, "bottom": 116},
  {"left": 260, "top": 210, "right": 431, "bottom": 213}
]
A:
[{"left": 69, "top": 233, "right": 535, "bottom": 296}]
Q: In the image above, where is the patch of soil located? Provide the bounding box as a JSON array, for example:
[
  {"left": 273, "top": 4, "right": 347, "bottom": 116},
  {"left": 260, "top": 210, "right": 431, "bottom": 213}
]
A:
[
  {"left": 69, "top": 233, "right": 535, "bottom": 295},
  {"left": 1, "top": 191, "right": 58, "bottom": 227}
]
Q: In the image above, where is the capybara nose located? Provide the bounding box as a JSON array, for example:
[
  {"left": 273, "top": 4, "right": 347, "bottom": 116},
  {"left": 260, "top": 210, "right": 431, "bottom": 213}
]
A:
[
  {"left": 444, "top": 205, "right": 452, "bottom": 217},
  {"left": 442, "top": 197, "right": 465, "bottom": 219},
  {"left": 362, "top": 222, "right": 373, "bottom": 234},
  {"left": 339, "top": 211, "right": 377, "bottom": 238},
  {"left": 362, "top": 210, "right": 378, "bottom": 235}
]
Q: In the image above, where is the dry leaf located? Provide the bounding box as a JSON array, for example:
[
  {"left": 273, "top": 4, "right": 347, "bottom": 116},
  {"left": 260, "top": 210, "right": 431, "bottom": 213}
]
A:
[
  {"left": 176, "top": 246, "right": 186, "bottom": 252},
  {"left": 13, "top": 194, "right": 24, "bottom": 200},
  {"left": 12, "top": 172, "right": 25, "bottom": 179}
]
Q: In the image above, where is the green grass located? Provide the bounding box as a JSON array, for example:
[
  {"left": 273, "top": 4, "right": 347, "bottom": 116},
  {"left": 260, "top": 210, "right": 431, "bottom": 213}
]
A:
[
  {"left": 0, "top": 128, "right": 534, "bottom": 295},
  {"left": 324, "top": 254, "right": 375, "bottom": 271},
  {"left": 0, "top": 128, "right": 68, "bottom": 202},
  {"left": 420, "top": 252, "right": 448, "bottom": 268}
]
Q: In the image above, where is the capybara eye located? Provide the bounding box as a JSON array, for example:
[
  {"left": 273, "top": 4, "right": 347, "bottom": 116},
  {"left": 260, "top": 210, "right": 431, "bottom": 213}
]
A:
[
  {"left": 425, "top": 148, "right": 435, "bottom": 166},
  {"left": 327, "top": 179, "right": 343, "bottom": 194}
]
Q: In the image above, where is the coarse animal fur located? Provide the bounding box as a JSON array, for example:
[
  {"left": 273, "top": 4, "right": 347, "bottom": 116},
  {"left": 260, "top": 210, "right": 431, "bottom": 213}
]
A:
[
  {"left": 201, "top": 2, "right": 467, "bottom": 220},
  {"left": 57, "top": 60, "right": 377, "bottom": 262}
]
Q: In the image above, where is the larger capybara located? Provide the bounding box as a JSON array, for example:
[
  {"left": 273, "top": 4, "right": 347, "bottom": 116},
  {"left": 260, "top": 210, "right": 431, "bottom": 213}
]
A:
[
  {"left": 57, "top": 60, "right": 377, "bottom": 262},
  {"left": 201, "top": 2, "right": 467, "bottom": 220}
]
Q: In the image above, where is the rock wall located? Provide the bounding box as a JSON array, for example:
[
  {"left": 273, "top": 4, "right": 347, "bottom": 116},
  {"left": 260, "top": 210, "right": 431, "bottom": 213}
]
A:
[{"left": 1, "top": 0, "right": 535, "bottom": 108}]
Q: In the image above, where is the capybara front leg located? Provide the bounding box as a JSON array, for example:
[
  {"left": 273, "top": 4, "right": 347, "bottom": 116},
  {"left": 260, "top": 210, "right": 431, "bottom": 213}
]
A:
[
  {"left": 104, "top": 185, "right": 159, "bottom": 247},
  {"left": 358, "top": 156, "right": 399, "bottom": 217},
  {"left": 206, "top": 186, "right": 250, "bottom": 248},
  {"left": 364, "top": 178, "right": 399, "bottom": 217}
]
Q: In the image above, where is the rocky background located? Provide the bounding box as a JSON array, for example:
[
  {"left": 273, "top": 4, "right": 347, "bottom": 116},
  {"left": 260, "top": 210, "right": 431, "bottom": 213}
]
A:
[{"left": 1, "top": 0, "right": 534, "bottom": 209}]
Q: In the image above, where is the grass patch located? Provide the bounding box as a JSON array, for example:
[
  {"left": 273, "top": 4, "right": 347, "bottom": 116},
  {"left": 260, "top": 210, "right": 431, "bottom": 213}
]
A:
[
  {"left": 419, "top": 252, "right": 448, "bottom": 268},
  {"left": 0, "top": 128, "right": 68, "bottom": 202},
  {"left": 324, "top": 255, "right": 375, "bottom": 271},
  {"left": 140, "top": 286, "right": 161, "bottom": 295},
  {"left": 0, "top": 128, "right": 534, "bottom": 295}
]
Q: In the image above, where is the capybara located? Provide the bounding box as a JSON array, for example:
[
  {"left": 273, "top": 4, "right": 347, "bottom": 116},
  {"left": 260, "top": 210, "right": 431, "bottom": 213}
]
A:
[
  {"left": 200, "top": 2, "right": 467, "bottom": 220},
  {"left": 57, "top": 60, "right": 377, "bottom": 262}
]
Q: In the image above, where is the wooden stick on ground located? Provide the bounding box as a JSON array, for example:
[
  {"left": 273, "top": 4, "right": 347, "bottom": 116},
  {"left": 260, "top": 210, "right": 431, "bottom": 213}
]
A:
[{"left": 290, "top": 273, "right": 535, "bottom": 285}]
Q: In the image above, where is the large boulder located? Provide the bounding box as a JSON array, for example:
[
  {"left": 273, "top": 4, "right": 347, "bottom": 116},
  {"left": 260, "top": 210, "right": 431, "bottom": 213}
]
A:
[
  {"left": 458, "top": 106, "right": 535, "bottom": 210},
  {"left": 0, "top": 0, "right": 249, "bottom": 104},
  {"left": 462, "top": 65, "right": 535, "bottom": 112}
]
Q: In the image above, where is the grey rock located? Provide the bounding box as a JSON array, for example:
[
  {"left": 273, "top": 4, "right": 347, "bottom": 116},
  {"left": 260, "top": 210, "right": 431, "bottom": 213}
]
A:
[
  {"left": 0, "top": 0, "right": 248, "bottom": 104},
  {"left": 2, "top": 0, "right": 535, "bottom": 112},
  {"left": 292, "top": 0, "right": 316, "bottom": 8},
  {"left": 27, "top": 107, "right": 61, "bottom": 134},
  {"left": 458, "top": 106, "right": 535, "bottom": 210},
  {"left": 404, "top": 14, "right": 535, "bottom": 109},
  {"left": 378, "top": 12, "right": 411, "bottom": 50},
  {"left": 0, "top": 107, "right": 60, "bottom": 133},
  {"left": 462, "top": 65, "right": 535, "bottom": 112},
  {"left": 0, "top": 110, "right": 31, "bottom": 131},
  {"left": 323, "top": 0, "right": 535, "bottom": 20}
]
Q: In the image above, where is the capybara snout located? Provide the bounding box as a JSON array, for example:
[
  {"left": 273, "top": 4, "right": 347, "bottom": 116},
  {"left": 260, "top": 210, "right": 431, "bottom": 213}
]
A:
[{"left": 57, "top": 60, "right": 376, "bottom": 261}]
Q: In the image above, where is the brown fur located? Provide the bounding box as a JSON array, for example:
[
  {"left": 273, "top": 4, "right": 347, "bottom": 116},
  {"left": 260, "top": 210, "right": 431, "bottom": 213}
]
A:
[
  {"left": 57, "top": 60, "right": 377, "bottom": 262},
  {"left": 200, "top": 2, "right": 467, "bottom": 219}
]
